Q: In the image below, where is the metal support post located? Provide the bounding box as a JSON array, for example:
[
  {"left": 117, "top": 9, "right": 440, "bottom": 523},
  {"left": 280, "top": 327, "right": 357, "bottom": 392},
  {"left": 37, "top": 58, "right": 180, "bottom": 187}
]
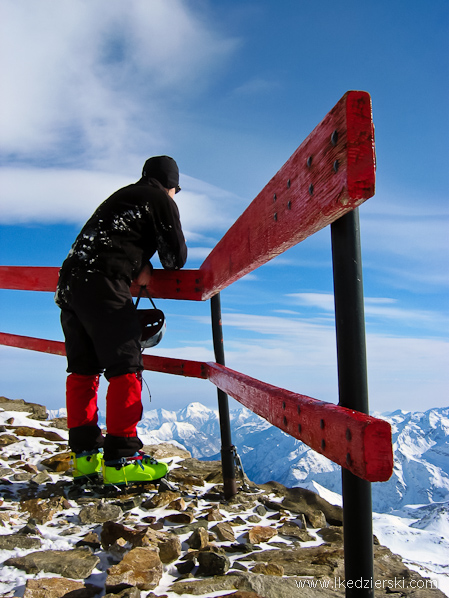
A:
[
  {"left": 331, "top": 208, "right": 374, "bottom": 598},
  {"left": 210, "top": 292, "right": 237, "bottom": 499}
]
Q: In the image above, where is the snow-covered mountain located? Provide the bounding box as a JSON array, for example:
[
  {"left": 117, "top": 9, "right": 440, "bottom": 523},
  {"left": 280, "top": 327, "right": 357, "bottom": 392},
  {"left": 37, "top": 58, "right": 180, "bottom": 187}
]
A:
[
  {"left": 131, "top": 402, "right": 449, "bottom": 515},
  {"left": 52, "top": 401, "right": 449, "bottom": 515}
]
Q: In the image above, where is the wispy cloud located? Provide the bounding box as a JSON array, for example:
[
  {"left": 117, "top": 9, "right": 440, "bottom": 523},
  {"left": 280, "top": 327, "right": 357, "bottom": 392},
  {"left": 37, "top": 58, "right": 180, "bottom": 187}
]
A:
[
  {"left": 288, "top": 292, "right": 449, "bottom": 333},
  {"left": 185, "top": 308, "right": 449, "bottom": 411},
  {"left": 0, "top": 0, "right": 238, "bottom": 164}
]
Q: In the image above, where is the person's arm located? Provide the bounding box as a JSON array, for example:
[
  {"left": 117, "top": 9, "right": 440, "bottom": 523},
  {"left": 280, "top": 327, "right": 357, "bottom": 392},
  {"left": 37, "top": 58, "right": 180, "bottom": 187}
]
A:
[
  {"left": 134, "top": 263, "right": 153, "bottom": 286},
  {"left": 154, "top": 194, "right": 187, "bottom": 270}
]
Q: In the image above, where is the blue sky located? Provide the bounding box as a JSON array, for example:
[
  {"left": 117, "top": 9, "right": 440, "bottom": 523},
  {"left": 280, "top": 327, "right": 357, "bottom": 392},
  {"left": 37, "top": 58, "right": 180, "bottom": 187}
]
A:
[{"left": 0, "top": 0, "right": 448, "bottom": 415}]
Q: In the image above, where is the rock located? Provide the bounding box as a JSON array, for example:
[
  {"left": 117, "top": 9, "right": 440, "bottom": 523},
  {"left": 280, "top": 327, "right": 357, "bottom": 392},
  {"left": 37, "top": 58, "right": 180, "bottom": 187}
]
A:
[
  {"left": 7, "top": 425, "right": 65, "bottom": 442},
  {"left": 16, "top": 519, "right": 42, "bottom": 536},
  {"left": 141, "top": 490, "right": 181, "bottom": 510},
  {"left": 166, "top": 468, "right": 205, "bottom": 488},
  {"left": 317, "top": 526, "right": 344, "bottom": 544},
  {"left": 0, "top": 534, "right": 42, "bottom": 550},
  {"left": 4, "top": 547, "right": 100, "bottom": 579},
  {"left": 164, "top": 511, "right": 194, "bottom": 524},
  {"left": 175, "top": 556, "right": 196, "bottom": 575},
  {"left": 250, "top": 562, "right": 284, "bottom": 576},
  {"left": 105, "top": 546, "right": 163, "bottom": 591},
  {"left": 101, "top": 520, "right": 150, "bottom": 550},
  {"left": 19, "top": 462, "right": 39, "bottom": 474},
  {"left": 169, "top": 497, "right": 187, "bottom": 511},
  {"left": 178, "top": 458, "right": 223, "bottom": 483},
  {"left": 76, "top": 531, "right": 102, "bottom": 550},
  {"left": 278, "top": 521, "right": 314, "bottom": 542},
  {"left": 171, "top": 519, "right": 208, "bottom": 536},
  {"left": 48, "top": 417, "right": 68, "bottom": 430},
  {"left": 254, "top": 505, "right": 267, "bottom": 517},
  {"left": 211, "top": 522, "right": 236, "bottom": 542},
  {"left": 104, "top": 588, "right": 141, "bottom": 598},
  {"left": 0, "top": 465, "right": 14, "bottom": 476},
  {"left": 20, "top": 497, "right": 67, "bottom": 524},
  {"left": 40, "top": 452, "right": 71, "bottom": 472},
  {"left": 109, "top": 537, "right": 131, "bottom": 560},
  {"left": 31, "top": 471, "right": 53, "bottom": 485},
  {"left": 247, "top": 515, "right": 261, "bottom": 523},
  {"left": 197, "top": 551, "right": 230, "bottom": 576},
  {"left": 260, "top": 481, "right": 343, "bottom": 526},
  {"left": 0, "top": 397, "right": 47, "bottom": 420},
  {"left": 142, "top": 443, "right": 191, "bottom": 460},
  {"left": 0, "top": 433, "right": 20, "bottom": 446},
  {"left": 231, "top": 571, "right": 340, "bottom": 598},
  {"left": 157, "top": 533, "right": 182, "bottom": 563},
  {"left": 204, "top": 506, "right": 223, "bottom": 521},
  {"left": 186, "top": 526, "right": 209, "bottom": 549},
  {"left": 13, "top": 471, "right": 33, "bottom": 481},
  {"left": 79, "top": 501, "right": 122, "bottom": 524},
  {"left": 215, "top": 593, "right": 264, "bottom": 598},
  {"left": 307, "top": 509, "right": 327, "bottom": 528},
  {"left": 170, "top": 574, "right": 242, "bottom": 595},
  {"left": 238, "top": 545, "right": 343, "bottom": 577},
  {"left": 247, "top": 525, "right": 278, "bottom": 544},
  {"left": 23, "top": 577, "right": 99, "bottom": 598}
]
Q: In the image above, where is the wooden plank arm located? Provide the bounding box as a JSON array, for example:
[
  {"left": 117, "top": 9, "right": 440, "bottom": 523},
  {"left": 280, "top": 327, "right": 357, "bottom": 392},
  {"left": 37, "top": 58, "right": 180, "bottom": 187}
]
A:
[
  {"left": 0, "top": 332, "right": 392, "bottom": 482},
  {"left": 206, "top": 362, "right": 393, "bottom": 482},
  {"left": 199, "top": 90, "right": 376, "bottom": 299},
  {"left": 0, "top": 266, "right": 204, "bottom": 301}
]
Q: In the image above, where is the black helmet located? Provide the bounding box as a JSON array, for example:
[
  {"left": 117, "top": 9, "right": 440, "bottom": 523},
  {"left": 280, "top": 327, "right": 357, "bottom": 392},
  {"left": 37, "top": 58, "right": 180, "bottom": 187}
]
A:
[
  {"left": 138, "top": 308, "right": 166, "bottom": 348},
  {"left": 135, "top": 287, "right": 166, "bottom": 348}
]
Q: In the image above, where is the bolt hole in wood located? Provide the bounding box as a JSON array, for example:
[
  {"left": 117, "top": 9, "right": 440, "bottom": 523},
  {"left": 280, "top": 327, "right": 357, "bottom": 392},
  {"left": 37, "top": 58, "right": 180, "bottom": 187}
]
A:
[{"left": 331, "top": 129, "right": 338, "bottom": 145}]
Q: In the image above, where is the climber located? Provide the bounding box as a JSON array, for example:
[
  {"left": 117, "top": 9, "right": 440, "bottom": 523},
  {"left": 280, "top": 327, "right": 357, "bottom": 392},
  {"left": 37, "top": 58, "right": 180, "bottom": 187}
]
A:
[{"left": 55, "top": 156, "right": 187, "bottom": 485}]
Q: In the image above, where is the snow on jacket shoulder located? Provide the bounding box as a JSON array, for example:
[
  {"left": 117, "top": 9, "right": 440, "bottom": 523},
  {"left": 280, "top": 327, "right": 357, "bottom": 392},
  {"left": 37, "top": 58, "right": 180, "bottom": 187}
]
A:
[{"left": 58, "top": 178, "right": 187, "bottom": 285}]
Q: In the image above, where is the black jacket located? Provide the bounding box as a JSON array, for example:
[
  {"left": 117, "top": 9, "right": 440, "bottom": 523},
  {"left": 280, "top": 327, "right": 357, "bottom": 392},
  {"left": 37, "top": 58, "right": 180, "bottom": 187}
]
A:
[{"left": 56, "top": 178, "right": 187, "bottom": 303}]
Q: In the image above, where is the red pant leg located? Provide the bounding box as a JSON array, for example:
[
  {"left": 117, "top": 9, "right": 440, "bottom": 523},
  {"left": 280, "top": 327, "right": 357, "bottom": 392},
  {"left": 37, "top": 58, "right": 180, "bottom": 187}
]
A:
[
  {"left": 106, "top": 372, "right": 143, "bottom": 437},
  {"left": 66, "top": 373, "right": 100, "bottom": 429}
]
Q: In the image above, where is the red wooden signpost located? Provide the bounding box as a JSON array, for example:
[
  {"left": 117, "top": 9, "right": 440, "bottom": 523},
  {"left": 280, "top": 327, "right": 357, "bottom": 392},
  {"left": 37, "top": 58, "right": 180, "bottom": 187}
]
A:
[{"left": 1, "top": 91, "right": 386, "bottom": 596}]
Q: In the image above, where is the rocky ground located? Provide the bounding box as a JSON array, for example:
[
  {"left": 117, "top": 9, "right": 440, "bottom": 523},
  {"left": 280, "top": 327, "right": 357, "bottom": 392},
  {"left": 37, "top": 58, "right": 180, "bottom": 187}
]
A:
[{"left": 0, "top": 397, "right": 445, "bottom": 598}]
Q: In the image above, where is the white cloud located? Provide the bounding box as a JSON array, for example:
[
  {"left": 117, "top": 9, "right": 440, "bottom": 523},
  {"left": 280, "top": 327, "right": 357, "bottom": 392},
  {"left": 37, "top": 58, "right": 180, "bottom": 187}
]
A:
[
  {"left": 0, "top": 168, "right": 129, "bottom": 225},
  {"left": 0, "top": 167, "right": 246, "bottom": 253},
  {"left": 288, "top": 292, "right": 449, "bottom": 332},
  {"left": 0, "top": 0, "right": 237, "bottom": 161}
]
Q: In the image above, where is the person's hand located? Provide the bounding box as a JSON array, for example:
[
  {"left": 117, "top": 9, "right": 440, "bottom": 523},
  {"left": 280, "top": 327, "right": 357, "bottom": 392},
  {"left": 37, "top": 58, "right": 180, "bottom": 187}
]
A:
[{"left": 134, "top": 264, "right": 152, "bottom": 287}]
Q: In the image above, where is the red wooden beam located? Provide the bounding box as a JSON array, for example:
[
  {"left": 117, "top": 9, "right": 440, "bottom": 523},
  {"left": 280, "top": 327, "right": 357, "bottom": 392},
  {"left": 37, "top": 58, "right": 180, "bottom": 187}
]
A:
[
  {"left": 0, "top": 266, "right": 204, "bottom": 301},
  {"left": 141, "top": 353, "right": 209, "bottom": 379},
  {"left": 0, "top": 332, "right": 66, "bottom": 356},
  {"left": 0, "top": 333, "right": 208, "bottom": 379},
  {"left": 206, "top": 362, "right": 392, "bottom": 483},
  {"left": 0, "top": 332, "right": 392, "bottom": 482},
  {"left": 199, "top": 90, "right": 376, "bottom": 299},
  {"left": 0, "top": 266, "right": 60, "bottom": 293}
]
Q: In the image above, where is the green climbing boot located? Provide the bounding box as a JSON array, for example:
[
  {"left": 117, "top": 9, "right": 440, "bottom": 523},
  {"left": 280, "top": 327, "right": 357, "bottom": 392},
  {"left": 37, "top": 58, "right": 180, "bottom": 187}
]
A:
[
  {"left": 103, "top": 452, "right": 169, "bottom": 486},
  {"left": 70, "top": 449, "right": 103, "bottom": 480}
]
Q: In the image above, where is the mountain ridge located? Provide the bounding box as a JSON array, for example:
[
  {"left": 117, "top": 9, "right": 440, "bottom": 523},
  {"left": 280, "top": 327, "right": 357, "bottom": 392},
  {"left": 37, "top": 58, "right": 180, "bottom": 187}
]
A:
[{"left": 50, "top": 402, "right": 449, "bottom": 514}]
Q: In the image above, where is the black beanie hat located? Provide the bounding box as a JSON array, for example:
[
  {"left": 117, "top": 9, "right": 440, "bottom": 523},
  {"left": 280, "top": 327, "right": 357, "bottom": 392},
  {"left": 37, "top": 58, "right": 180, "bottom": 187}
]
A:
[{"left": 142, "top": 155, "right": 181, "bottom": 193}]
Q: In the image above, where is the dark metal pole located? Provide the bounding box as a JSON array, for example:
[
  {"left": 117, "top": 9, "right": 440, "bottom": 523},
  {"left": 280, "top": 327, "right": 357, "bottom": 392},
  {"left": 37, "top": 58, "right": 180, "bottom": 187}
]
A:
[
  {"left": 210, "top": 292, "right": 237, "bottom": 499},
  {"left": 331, "top": 208, "right": 374, "bottom": 598}
]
